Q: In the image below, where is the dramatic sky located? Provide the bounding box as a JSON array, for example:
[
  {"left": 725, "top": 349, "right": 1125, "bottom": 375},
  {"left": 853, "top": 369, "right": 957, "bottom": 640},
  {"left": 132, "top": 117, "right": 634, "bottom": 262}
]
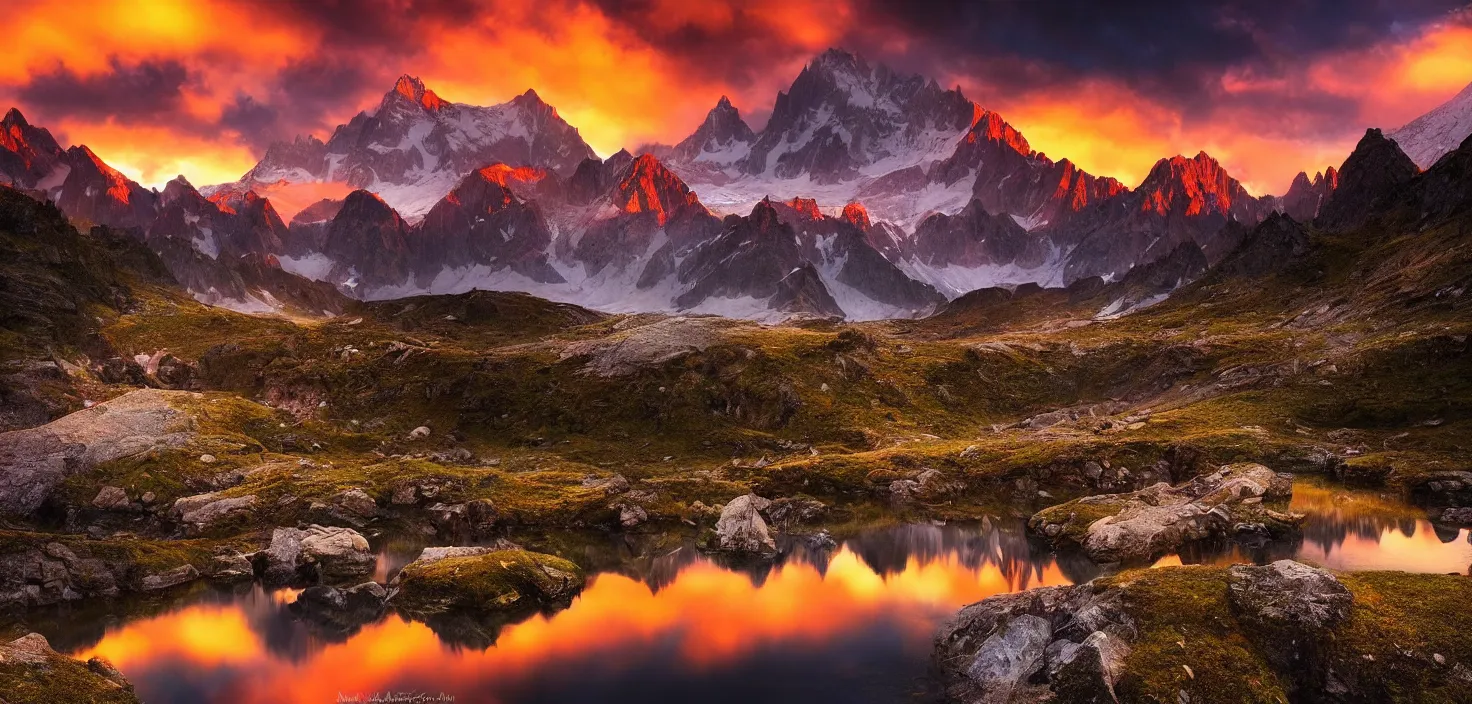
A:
[{"left": 5, "top": 0, "right": 1472, "bottom": 195}]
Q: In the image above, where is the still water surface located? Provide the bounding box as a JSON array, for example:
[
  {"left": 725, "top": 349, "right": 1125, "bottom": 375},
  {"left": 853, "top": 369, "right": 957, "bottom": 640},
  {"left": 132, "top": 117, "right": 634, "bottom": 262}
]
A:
[{"left": 41, "top": 480, "right": 1472, "bottom": 704}]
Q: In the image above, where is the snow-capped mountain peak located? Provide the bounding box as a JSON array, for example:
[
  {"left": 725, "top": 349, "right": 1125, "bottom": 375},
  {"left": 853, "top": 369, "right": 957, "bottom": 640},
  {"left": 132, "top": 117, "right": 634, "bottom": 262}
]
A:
[
  {"left": 1388, "top": 80, "right": 1472, "bottom": 169},
  {"left": 668, "top": 95, "right": 755, "bottom": 168},
  {"left": 228, "top": 75, "right": 597, "bottom": 220}
]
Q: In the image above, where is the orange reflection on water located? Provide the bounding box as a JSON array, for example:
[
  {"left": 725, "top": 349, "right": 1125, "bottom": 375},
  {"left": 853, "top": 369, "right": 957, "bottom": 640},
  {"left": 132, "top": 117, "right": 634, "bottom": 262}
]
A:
[
  {"left": 77, "top": 544, "right": 1069, "bottom": 704},
  {"left": 1289, "top": 481, "right": 1472, "bottom": 573},
  {"left": 84, "top": 605, "right": 266, "bottom": 668}
]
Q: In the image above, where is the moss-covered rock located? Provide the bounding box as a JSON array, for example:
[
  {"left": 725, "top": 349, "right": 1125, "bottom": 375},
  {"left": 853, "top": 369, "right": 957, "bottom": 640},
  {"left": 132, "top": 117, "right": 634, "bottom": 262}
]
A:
[
  {"left": 392, "top": 548, "right": 583, "bottom": 616},
  {"left": 0, "top": 633, "right": 139, "bottom": 704}
]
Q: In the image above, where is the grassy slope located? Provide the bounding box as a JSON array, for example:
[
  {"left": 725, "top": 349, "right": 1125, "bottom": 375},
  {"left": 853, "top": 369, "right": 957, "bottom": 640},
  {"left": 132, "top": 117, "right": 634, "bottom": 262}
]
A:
[{"left": 40, "top": 200, "right": 1462, "bottom": 536}]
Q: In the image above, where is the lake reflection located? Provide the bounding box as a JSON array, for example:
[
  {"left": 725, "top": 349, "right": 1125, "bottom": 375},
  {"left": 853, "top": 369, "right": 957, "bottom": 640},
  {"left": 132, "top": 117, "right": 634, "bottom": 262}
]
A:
[
  {"left": 67, "top": 522, "right": 1072, "bottom": 704},
  {"left": 46, "top": 481, "right": 1472, "bottom": 704}
]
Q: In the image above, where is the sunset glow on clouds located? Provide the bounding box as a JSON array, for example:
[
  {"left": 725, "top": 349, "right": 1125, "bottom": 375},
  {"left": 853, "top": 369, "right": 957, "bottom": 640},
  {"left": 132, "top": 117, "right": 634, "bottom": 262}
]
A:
[{"left": 4, "top": 0, "right": 1471, "bottom": 195}]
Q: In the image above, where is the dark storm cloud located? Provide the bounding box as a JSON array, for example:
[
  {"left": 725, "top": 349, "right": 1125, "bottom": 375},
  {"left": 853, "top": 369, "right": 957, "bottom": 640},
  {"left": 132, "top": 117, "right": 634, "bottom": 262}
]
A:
[
  {"left": 855, "top": 0, "right": 1471, "bottom": 96},
  {"left": 241, "top": 0, "right": 482, "bottom": 48},
  {"left": 585, "top": 0, "right": 833, "bottom": 90},
  {"left": 584, "top": 0, "right": 1467, "bottom": 115},
  {"left": 225, "top": 56, "right": 386, "bottom": 151},
  {"left": 15, "top": 58, "right": 191, "bottom": 123},
  {"left": 219, "top": 95, "right": 280, "bottom": 150}
]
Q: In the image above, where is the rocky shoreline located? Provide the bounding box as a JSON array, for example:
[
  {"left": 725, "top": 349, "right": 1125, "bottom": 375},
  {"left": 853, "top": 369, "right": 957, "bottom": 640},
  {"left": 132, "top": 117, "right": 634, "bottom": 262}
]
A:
[{"left": 933, "top": 561, "right": 1472, "bottom": 703}]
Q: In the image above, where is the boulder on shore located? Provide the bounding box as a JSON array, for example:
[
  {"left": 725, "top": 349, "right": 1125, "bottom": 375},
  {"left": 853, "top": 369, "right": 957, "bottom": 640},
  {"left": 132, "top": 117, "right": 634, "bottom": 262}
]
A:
[
  {"left": 172, "top": 491, "right": 258, "bottom": 534},
  {"left": 934, "top": 582, "right": 1133, "bottom": 703},
  {"left": 260, "top": 524, "right": 374, "bottom": 584},
  {"left": 712, "top": 494, "right": 777, "bottom": 554}
]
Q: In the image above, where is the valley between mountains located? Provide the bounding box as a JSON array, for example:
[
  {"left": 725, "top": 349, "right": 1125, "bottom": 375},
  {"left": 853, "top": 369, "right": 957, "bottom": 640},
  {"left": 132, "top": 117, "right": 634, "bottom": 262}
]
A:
[{"left": 3, "top": 47, "right": 1472, "bottom": 704}]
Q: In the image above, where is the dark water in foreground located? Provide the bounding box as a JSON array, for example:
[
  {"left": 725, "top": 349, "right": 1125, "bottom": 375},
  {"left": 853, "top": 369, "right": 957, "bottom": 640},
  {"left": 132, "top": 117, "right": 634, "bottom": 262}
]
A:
[{"left": 37, "top": 480, "right": 1472, "bottom": 704}]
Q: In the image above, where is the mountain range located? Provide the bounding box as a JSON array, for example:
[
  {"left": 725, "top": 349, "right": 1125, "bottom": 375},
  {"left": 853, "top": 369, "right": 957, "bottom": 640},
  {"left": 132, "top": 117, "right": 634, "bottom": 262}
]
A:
[{"left": 3, "top": 49, "right": 1470, "bottom": 322}]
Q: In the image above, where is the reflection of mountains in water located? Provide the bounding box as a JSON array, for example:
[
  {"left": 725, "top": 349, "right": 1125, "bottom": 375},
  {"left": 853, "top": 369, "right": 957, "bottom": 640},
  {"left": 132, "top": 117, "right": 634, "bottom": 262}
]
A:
[
  {"left": 1302, "top": 513, "right": 1422, "bottom": 554},
  {"left": 517, "top": 520, "right": 1078, "bottom": 594},
  {"left": 829, "top": 520, "right": 1078, "bottom": 590}
]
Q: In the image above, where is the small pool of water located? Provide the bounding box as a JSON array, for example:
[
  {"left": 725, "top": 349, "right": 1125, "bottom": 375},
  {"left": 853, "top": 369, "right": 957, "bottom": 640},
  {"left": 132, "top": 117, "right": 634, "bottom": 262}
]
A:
[{"left": 36, "top": 481, "right": 1472, "bottom": 703}]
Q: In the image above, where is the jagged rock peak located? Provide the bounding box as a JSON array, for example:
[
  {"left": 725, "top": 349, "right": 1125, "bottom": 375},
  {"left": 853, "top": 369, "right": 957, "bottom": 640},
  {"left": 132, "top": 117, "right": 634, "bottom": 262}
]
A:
[
  {"left": 1135, "top": 151, "right": 1256, "bottom": 214},
  {"left": 841, "top": 202, "right": 871, "bottom": 230},
  {"left": 703, "top": 96, "right": 752, "bottom": 133},
  {"left": 811, "top": 47, "right": 867, "bottom": 72},
  {"left": 159, "top": 175, "right": 201, "bottom": 205},
  {"left": 3, "top": 107, "right": 29, "bottom": 128},
  {"left": 611, "top": 153, "right": 698, "bottom": 224},
  {"left": 750, "top": 198, "right": 784, "bottom": 228},
  {"left": 340, "top": 188, "right": 399, "bottom": 217},
  {"left": 1316, "top": 128, "right": 1421, "bottom": 230},
  {"left": 387, "top": 74, "right": 448, "bottom": 112},
  {"left": 786, "top": 197, "right": 823, "bottom": 220},
  {"left": 511, "top": 88, "right": 558, "bottom": 117},
  {"left": 962, "top": 108, "right": 1032, "bottom": 155}
]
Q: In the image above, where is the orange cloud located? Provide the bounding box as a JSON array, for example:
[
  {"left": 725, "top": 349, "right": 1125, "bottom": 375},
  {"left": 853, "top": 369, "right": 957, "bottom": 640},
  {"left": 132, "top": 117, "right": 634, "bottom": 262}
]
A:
[
  {"left": 6, "top": 1, "right": 307, "bottom": 82},
  {"left": 50, "top": 119, "right": 261, "bottom": 187}
]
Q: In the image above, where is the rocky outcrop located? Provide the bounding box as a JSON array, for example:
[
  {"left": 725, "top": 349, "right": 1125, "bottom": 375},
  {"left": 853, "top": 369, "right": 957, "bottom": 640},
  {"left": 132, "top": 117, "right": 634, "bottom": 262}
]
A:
[
  {"left": 1029, "top": 463, "right": 1298, "bottom": 564},
  {"left": 138, "top": 563, "right": 200, "bottom": 591},
  {"left": 1316, "top": 128, "right": 1420, "bottom": 231},
  {"left": 305, "top": 488, "right": 379, "bottom": 528},
  {"left": 391, "top": 549, "right": 583, "bottom": 615},
  {"left": 0, "top": 540, "right": 119, "bottom": 608},
  {"left": 259, "top": 525, "right": 374, "bottom": 585},
  {"left": 1061, "top": 152, "right": 1271, "bottom": 283},
  {"left": 289, "top": 581, "right": 390, "bottom": 638},
  {"left": 172, "top": 492, "right": 258, "bottom": 534},
  {"left": 408, "top": 545, "right": 500, "bottom": 566},
  {"left": 0, "top": 632, "right": 138, "bottom": 702},
  {"left": 1277, "top": 168, "right": 1338, "bottom": 222},
  {"left": 711, "top": 494, "right": 777, "bottom": 555},
  {"left": 0, "top": 389, "right": 197, "bottom": 516},
  {"left": 559, "top": 316, "right": 752, "bottom": 377},
  {"left": 934, "top": 582, "right": 1133, "bottom": 703},
  {"left": 1213, "top": 212, "right": 1312, "bottom": 279},
  {"left": 1226, "top": 560, "right": 1353, "bottom": 669},
  {"left": 933, "top": 561, "right": 1400, "bottom": 704},
  {"left": 0, "top": 534, "right": 254, "bottom": 609}
]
